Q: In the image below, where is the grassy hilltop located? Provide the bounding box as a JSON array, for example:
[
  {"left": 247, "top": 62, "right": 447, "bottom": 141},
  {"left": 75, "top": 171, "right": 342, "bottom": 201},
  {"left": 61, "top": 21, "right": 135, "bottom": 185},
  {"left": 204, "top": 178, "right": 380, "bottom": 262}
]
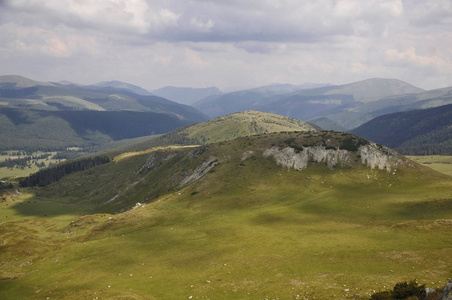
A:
[{"left": 1, "top": 125, "right": 451, "bottom": 299}]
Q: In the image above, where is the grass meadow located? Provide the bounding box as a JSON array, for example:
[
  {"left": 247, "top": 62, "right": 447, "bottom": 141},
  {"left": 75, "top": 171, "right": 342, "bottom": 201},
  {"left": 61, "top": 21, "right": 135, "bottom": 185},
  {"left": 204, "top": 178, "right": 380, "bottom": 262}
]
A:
[
  {"left": 0, "top": 149, "right": 451, "bottom": 299},
  {"left": 408, "top": 155, "right": 452, "bottom": 177}
]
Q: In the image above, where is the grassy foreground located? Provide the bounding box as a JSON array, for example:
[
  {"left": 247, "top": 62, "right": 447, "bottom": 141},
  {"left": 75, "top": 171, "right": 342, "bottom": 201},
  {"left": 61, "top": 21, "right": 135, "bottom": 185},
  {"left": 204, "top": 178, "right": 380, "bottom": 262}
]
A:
[{"left": 1, "top": 147, "right": 451, "bottom": 299}]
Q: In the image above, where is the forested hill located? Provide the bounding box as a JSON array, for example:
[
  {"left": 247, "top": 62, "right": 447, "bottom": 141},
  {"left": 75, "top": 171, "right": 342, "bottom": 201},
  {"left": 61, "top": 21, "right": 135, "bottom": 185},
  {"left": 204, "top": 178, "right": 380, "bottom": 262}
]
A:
[
  {"left": 350, "top": 104, "right": 452, "bottom": 155},
  {"left": 0, "top": 75, "right": 208, "bottom": 153},
  {"left": 0, "top": 108, "right": 195, "bottom": 151}
]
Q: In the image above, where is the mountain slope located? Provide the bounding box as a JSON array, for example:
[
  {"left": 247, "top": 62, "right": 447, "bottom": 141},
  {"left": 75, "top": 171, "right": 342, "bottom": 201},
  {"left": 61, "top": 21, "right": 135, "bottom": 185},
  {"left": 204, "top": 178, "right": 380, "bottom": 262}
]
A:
[
  {"left": 194, "top": 78, "right": 427, "bottom": 129},
  {"left": 194, "top": 83, "right": 331, "bottom": 118},
  {"left": 2, "top": 131, "right": 451, "bottom": 299},
  {"left": 118, "top": 110, "right": 319, "bottom": 153},
  {"left": 0, "top": 108, "right": 195, "bottom": 151},
  {"left": 326, "top": 85, "right": 452, "bottom": 129},
  {"left": 253, "top": 78, "right": 426, "bottom": 127},
  {"left": 350, "top": 104, "right": 452, "bottom": 155},
  {"left": 0, "top": 75, "right": 206, "bottom": 121},
  {"left": 0, "top": 75, "right": 54, "bottom": 88},
  {"left": 91, "top": 80, "right": 153, "bottom": 96},
  {"left": 322, "top": 78, "right": 424, "bottom": 103},
  {"left": 0, "top": 75, "right": 207, "bottom": 152},
  {"left": 152, "top": 86, "right": 222, "bottom": 105}
]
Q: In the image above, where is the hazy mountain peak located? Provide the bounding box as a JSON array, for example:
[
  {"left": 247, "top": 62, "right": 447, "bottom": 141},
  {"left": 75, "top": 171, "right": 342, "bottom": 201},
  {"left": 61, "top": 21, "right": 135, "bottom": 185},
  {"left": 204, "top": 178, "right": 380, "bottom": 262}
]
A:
[
  {"left": 0, "top": 75, "right": 55, "bottom": 88},
  {"left": 92, "top": 80, "right": 152, "bottom": 95},
  {"left": 327, "top": 78, "right": 424, "bottom": 103},
  {"left": 152, "top": 86, "right": 222, "bottom": 105}
]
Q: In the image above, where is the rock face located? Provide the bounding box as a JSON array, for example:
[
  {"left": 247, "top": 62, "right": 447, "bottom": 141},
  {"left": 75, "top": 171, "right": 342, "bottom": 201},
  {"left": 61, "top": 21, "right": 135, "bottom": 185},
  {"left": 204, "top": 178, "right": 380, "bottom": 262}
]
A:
[
  {"left": 441, "top": 281, "right": 452, "bottom": 300},
  {"left": 358, "top": 143, "right": 402, "bottom": 173},
  {"left": 178, "top": 156, "right": 219, "bottom": 188},
  {"left": 263, "top": 142, "right": 404, "bottom": 172},
  {"left": 263, "top": 146, "right": 353, "bottom": 170}
]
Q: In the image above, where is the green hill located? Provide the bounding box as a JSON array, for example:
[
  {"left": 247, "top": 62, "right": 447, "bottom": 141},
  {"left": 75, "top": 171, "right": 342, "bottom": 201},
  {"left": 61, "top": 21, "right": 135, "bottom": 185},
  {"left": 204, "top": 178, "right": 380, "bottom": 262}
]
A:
[
  {"left": 1, "top": 131, "right": 451, "bottom": 299},
  {"left": 351, "top": 104, "right": 452, "bottom": 155},
  {"left": 117, "top": 110, "right": 319, "bottom": 153}
]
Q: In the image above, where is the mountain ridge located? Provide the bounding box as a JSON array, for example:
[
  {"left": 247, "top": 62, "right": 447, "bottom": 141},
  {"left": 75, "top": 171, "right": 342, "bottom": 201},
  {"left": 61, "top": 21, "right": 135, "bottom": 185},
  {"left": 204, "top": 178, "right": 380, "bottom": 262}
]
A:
[
  {"left": 350, "top": 103, "right": 452, "bottom": 155},
  {"left": 194, "top": 78, "right": 431, "bottom": 129}
]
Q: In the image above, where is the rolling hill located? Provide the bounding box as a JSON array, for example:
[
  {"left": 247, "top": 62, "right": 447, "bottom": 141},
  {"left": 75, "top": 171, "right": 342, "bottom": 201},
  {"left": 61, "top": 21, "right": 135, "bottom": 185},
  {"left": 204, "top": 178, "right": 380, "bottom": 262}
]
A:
[
  {"left": 0, "top": 75, "right": 208, "bottom": 152},
  {"left": 350, "top": 103, "right": 452, "bottom": 155},
  {"left": 115, "top": 110, "right": 320, "bottom": 153},
  {"left": 1, "top": 128, "right": 451, "bottom": 299}
]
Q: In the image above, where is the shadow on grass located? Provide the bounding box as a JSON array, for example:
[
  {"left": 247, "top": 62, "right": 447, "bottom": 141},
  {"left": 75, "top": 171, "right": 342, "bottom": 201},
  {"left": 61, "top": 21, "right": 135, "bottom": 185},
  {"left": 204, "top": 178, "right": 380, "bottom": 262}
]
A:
[
  {"left": 389, "top": 197, "right": 452, "bottom": 220},
  {"left": 9, "top": 196, "right": 97, "bottom": 218}
]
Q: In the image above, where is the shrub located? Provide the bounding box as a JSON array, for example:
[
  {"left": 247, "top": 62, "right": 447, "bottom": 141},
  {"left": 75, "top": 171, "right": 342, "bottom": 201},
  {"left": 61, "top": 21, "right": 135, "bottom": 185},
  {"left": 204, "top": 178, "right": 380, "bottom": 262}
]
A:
[
  {"left": 392, "top": 280, "right": 425, "bottom": 299},
  {"left": 370, "top": 280, "right": 426, "bottom": 300},
  {"left": 370, "top": 290, "right": 393, "bottom": 300}
]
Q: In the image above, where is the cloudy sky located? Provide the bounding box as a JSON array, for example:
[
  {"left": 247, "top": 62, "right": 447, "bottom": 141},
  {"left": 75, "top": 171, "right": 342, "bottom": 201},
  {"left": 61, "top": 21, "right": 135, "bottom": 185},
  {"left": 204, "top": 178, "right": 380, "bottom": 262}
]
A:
[{"left": 1, "top": 0, "right": 451, "bottom": 91}]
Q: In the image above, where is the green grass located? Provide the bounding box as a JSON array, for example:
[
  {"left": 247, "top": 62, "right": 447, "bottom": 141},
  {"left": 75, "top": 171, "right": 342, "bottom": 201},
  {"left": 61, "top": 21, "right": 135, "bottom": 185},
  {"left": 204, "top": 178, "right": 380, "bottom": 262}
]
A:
[
  {"left": 0, "top": 151, "right": 65, "bottom": 179},
  {"left": 0, "top": 135, "right": 451, "bottom": 299},
  {"left": 408, "top": 155, "right": 452, "bottom": 177}
]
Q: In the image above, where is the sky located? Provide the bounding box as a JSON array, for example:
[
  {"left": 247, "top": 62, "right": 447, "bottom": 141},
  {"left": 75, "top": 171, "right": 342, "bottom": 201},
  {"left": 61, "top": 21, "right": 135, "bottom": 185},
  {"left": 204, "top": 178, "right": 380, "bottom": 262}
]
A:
[{"left": 1, "top": 0, "right": 451, "bottom": 91}]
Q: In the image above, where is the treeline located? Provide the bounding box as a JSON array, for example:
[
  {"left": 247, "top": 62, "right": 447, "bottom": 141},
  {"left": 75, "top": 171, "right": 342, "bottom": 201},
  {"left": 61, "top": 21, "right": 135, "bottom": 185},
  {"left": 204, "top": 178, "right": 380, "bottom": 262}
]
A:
[
  {"left": 0, "top": 181, "right": 13, "bottom": 191},
  {"left": 0, "top": 154, "right": 52, "bottom": 169},
  {"left": 396, "top": 126, "right": 452, "bottom": 155},
  {"left": 20, "top": 156, "right": 111, "bottom": 187},
  {"left": 351, "top": 104, "right": 452, "bottom": 156}
]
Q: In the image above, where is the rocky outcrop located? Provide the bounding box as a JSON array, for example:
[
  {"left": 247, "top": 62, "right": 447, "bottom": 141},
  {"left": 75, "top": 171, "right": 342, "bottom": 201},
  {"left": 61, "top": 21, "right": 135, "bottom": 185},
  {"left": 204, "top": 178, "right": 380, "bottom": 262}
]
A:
[
  {"left": 263, "top": 146, "right": 352, "bottom": 170},
  {"left": 263, "top": 142, "right": 404, "bottom": 172},
  {"left": 358, "top": 143, "right": 403, "bottom": 173},
  {"left": 179, "top": 156, "right": 219, "bottom": 188},
  {"left": 440, "top": 281, "right": 452, "bottom": 300}
]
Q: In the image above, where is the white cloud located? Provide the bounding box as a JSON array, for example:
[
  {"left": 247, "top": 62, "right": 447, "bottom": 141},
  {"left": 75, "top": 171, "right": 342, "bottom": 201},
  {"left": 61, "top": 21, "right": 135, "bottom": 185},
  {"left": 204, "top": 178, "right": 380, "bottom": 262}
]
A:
[{"left": 190, "top": 18, "right": 214, "bottom": 33}]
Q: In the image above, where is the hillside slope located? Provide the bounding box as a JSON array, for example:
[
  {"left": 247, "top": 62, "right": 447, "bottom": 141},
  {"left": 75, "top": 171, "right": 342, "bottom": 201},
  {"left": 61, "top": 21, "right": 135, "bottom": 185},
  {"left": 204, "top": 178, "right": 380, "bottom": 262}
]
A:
[
  {"left": 328, "top": 85, "right": 452, "bottom": 129},
  {"left": 194, "top": 83, "right": 331, "bottom": 117},
  {"left": 0, "top": 75, "right": 207, "bottom": 152},
  {"left": 351, "top": 104, "right": 452, "bottom": 155},
  {"left": 117, "top": 110, "right": 319, "bottom": 153},
  {"left": 0, "top": 108, "right": 195, "bottom": 151},
  {"left": 2, "top": 131, "right": 451, "bottom": 299},
  {"left": 195, "top": 78, "right": 431, "bottom": 129},
  {"left": 152, "top": 86, "right": 222, "bottom": 106},
  {"left": 0, "top": 75, "right": 206, "bottom": 120}
]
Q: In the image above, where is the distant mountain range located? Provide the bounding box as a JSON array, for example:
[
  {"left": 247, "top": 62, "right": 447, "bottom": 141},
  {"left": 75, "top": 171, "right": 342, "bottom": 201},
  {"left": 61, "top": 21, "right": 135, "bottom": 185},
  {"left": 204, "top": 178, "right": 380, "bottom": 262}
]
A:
[
  {"left": 152, "top": 86, "right": 222, "bottom": 106},
  {"left": 194, "top": 78, "right": 439, "bottom": 130},
  {"left": 152, "top": 83, "right": 331, "bottom": 107},
  {"left": 2, "top": 75, "right": 452, "bottom": 155},
  {"left": 0, "top": 75, "right": 207, "bottom": 151},
  {"left": 351, "top": 104, "right": 452, "bottom": 155},
  {"left": 90, "top": 80, "right": 153, "bottom": 96}
]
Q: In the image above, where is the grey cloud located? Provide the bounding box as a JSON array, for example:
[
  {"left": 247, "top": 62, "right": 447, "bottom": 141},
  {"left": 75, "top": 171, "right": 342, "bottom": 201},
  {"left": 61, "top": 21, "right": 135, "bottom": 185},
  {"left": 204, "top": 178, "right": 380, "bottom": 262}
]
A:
[
  {"left": 1, "top": 0, "right": 451, "bottom": 90},
  {"left": 404, "top": 0, "right": 452, "bottom": 29}
]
